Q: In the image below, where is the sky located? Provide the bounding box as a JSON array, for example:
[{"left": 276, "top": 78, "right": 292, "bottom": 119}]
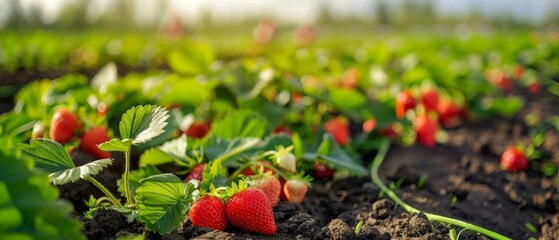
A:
[{"left": 0, "top": 0, "right": 558, "bottom": 28}]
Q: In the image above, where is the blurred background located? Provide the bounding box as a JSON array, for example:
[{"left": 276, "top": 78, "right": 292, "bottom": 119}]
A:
[
  {"left": 1, "top": 0, "right": 558, "bottom": 31},
  {"left": 1, "top": 0, "right": 558, "bottom": 78}
]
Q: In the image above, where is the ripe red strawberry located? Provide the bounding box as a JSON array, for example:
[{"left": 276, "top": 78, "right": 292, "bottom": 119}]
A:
[
  {"left": 226, "top": 188, "right": 277, "bottom": 235},
  {"left": 50, "top": 109, "right": 82, "bottom": 144},
  {"left": 241, "top": 160, "right": 275, "bottom": 176},
  {"left": 292, "top": 92, "right": 302, "bottom": 104},
  {"left": 184, "top": 122, "right": 210, "bottom": 139},
  {"left": 252, "top": 175, "right": 281, "bottom": 207},
  {"left": 184, "top": 163, "right": 207, "bottom": 182},
  {"left": 283, "top": 178, "right": 310, "bottom": 203},
  {"left": 495, "top": 75, "right": 514, "bottom": 92},
  {"left": 362, "top": 118, "right": 377, "bottom": 133},
  {"left": 420, "top": 87, "right": 439, "bottom": 112},
  {"left": 324, "top": 117, "right": 350, "bottom": 146},
  {"left": 379, "top": 124, "right": 398, "bottom": 138},
  {"left": 413, "top": 115, "right": 438, "bottom": 148},
  {"left": 313, "top": 162, "right": 334, "bottom": 180},
  {"left": 437, "top": 99, "right": 462, "bottom": 127},
  {"left": 189, "top": 195, "right": 228, "bottom": 231},
  {"left": 396, "top": 90, "right": 416, "bottom": 119},
  {"left": 500, "top": 147, "right": 529, "bottom": 172},
  {"left": 527, "top": 81, "right": 541, "bottom": 95},
  {"left": 273, "top": 125, "right": 292, "bottom": 136},
  {"left": 80, "top": 126, "right": 111, "bottom": 159}
]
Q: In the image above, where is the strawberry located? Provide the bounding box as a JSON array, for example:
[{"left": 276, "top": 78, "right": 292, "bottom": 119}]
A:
[
  {"left": 379, "top": 124, "right": 399, "bottom": 138},
  {"left": 362, "top": 118, "right": 377, "bottom": 133},
  {"left": 277, "top": 151, "right": 297, "bottom": 173},
  {"left": 313, "top": 162, "right": 334, "bottom": 180},
  {"left": 226, "top": 187, "right": 276, "bottom": 235},
  {"left": 97, "top": 103, "right": 108, "bottom": 116},
  {"left": 488, "top": 70, "right": 514, "bottom": 92},
  {"left": 413, "top": 114, "right": 438, "bottom": 148},
  {"left": 189, "top": 195, "right": 228, "bottom": 231},
  {"left": 437, "top": 99, "right": 462, "bottom": 127},
  {"left": 273, "top": 125, "right": 292, "bottom": 136},
  {"left": 184, "top": 122, "right": 210, "bottom": 139},
  {"left": 184, "top": 163, "right": 207, "bottom": 182},
  {"left": 500, "top": 146, "right": 529, "bottom": 172},
  {"left": 494, "top": 75, "right": 514, "bottom": 92},
  {"left": 527, "top": 81, "right": 541, "bottom": 95},
  {"left": 396, "top": 90, "right": 416, "bottom": 119},
  {"left": 31, "top": 122, "right": 45, "bottom": 139},
  {"left": 283, "top": 176, "right": 311, "bottom": 203},
  {"left": 251, "top": 175, "right": 281, "bottom": 207},
  {"left": 80, "top": 126, "right": 111, "bottom": 159},
  {"left": 514, "top": 65, "right": 524, "bottom": 79},
  {"left": 241, "top": 160, "right": 275, "bottom": 176},
  {"left": 324, "top": 117, "right": 351, "bottom": 146},
  {"left": 292, "top": 91, "right": 302, "bottom": 104},
  {"left": 337, "top": 67, "right": 360, "bottom": 89},
  {"left": 420, "top": 87, "right": 439, "bottom": 112},
  {"left": 50, "top": 109, "right": 82, "bottom": 144}
]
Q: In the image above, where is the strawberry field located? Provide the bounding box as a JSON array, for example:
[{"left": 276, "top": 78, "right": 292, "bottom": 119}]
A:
[{"left": 1, "top": 29, "right": 559, "bottom": 240}]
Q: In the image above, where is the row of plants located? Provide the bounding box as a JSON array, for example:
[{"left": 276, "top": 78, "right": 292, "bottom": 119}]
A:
[{"left": 1, "top": 32, "right": 559, "bottom": 239}]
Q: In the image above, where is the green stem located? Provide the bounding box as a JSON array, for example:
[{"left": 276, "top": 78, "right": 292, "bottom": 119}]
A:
[
  {"left": 87, "top": 177, "right": 123, "bottom": 208},
  {"left": 124, "top": 149, "right": 133, "bottom": 205},
  {"left": 370, "top": 139, "right": 511, "bottom": 240}
]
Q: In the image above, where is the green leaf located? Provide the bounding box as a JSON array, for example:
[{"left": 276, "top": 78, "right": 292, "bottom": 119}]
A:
[
  {"left": 167, "top": 45, "right": 214, "bottom": 75},
  {"left": 292, "top": 133, "right": 305, "bottom": 159},
  {"left": 159, "top": 135, "right": 187, "bottom": 160},
  {"left": 0, "top": 113, "right": 34, "bottom": 137},
  {"left": 19, "top": 139, "right": 75, "bottom": 173},
  {"left": 204, "top": 137, "right": 261, "bottom": 165},
  {"left": 303, "top": 134, "right": 367, "bottom": 176},
  {"left": 136, "top": 174, "right": 194, "bottom": 234},
  {"left": 139, "top": 149, "right": 176, "bottom": 167},
  {"left": 98, "top": 139, "right": 132, "bottom": 152},
  {"left": 211, "top": 110, "right": 269, "bottom": 140},
  {"left": 48, "top": 159, "right": 113, "bottom": 185},
  {"left": 91, "top": 63, "right": 117, "bottom": 94},
  {"left": 241, "top": 98, "right": 285, "bottom": 127},
  {"left": 118, "top": 165, "right": 161, "bottom": 198},
  {"left": 330, "top": 88, "right": 367, "bottom": 112},
  {"left": 14, "top": 80, "right": 51, "bottom": 119},
  {"left": 139, "top": 136, "right": 188, "bottom": 167},
  {"left": 43, "top": 74, "right": 89, "bottom": 104},
  {"left": 119, "top": 105, "right": 170, "bottom": 145},
  {"left": 484, "top": 96, "right": 523, "bottom": 118},
  {"left": 159, "top": 78, "right": 212, "bottom": 107},
  {"left": 0, "top": 136, "right": 84, "bottom": 239},
  {"left": 19, "top": 139, "right": 113, "bottom": 185}
]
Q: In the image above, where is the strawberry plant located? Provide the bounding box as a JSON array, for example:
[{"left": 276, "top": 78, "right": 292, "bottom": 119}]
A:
[
  {"left": 0, "top": 136, "right": 84, "bottom": 239},
  {"left": 2, "top": 29, "right": 558, "bottom": 239}
]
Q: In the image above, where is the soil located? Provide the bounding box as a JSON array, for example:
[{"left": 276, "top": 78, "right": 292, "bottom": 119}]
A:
[{"left": 3, "top": 71, "right": 558, "bottom": 239}]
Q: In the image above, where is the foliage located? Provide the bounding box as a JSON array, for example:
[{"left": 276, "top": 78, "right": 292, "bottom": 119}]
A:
[{"left": 0, "top": 136, "right": 84, "bottom": 240}]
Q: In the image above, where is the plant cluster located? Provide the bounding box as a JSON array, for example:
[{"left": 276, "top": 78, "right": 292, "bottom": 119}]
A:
[{"left": 1, "top": 32, "right": 558, "bottom": 238}]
